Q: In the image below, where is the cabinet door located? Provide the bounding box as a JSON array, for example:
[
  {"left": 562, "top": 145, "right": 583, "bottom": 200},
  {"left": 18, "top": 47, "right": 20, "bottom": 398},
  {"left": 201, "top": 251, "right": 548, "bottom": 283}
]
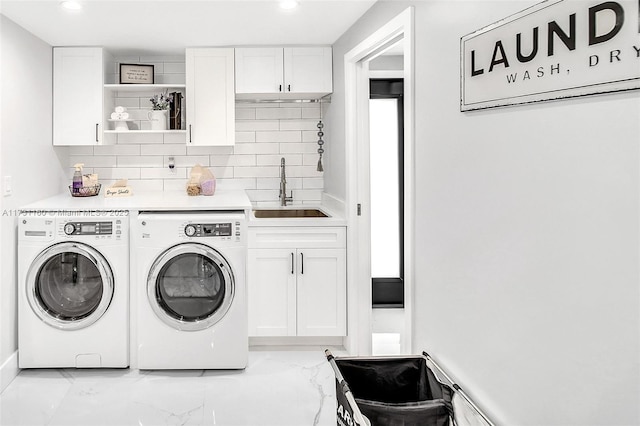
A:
[
  {"left": 53, "top": 47, "right": 103, "bottom": 146},
  {"left": 283, "top": 47, "right": 332, "bottom": 95},
  {"left": 186, "top": 48, "right": 235, "bottom": 145},
  {"left": 248, "top": 249, "right": 297, "bottom": 336},
  {"left": 296, "top": 248, "right": 346, "bottom": 336},
  {"left": 235, "top": 48, "right": 284, "bottom": 94}
]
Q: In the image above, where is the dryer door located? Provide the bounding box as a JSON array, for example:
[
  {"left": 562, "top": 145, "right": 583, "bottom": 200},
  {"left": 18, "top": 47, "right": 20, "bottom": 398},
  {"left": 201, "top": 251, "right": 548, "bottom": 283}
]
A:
[
  {"left": 26, "top": 242, "right": 114, "bottom": 330},
  {"left": 148, "top": 243, "right": 235, "bottom": 331}
]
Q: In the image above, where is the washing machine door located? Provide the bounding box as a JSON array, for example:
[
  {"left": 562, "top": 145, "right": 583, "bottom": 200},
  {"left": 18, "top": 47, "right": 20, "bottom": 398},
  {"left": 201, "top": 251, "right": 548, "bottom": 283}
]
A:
[
  {"left": 148, "top": 243, "right": 235, "bottom": 331},
  {"left": 26, "top": 242, "right": 114, "bottom": 330}
]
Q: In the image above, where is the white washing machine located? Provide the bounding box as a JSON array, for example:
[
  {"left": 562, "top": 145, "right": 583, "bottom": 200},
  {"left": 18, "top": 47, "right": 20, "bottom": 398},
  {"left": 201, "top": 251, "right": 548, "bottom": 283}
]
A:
[
  {"left": 18, "top": 211, "right": 129, "bottom": 368},
  {"left": 133, "top": 211, "right": 247, "bottom": 369}
]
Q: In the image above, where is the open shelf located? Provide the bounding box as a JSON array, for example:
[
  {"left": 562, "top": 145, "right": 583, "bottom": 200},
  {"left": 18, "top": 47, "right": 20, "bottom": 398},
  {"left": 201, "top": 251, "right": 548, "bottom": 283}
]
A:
[{"left": 104, "top": 84, "right": 186, "bottom": 92}]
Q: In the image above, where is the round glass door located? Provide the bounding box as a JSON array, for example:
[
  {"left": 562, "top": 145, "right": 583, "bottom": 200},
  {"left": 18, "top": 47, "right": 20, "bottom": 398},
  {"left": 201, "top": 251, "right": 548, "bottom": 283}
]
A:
[
  {"left": 26, "top": 242, "right": 114, "bottom": 330},
  {"left": 147, "top": 243, "right": 235, "bottom": 331}
]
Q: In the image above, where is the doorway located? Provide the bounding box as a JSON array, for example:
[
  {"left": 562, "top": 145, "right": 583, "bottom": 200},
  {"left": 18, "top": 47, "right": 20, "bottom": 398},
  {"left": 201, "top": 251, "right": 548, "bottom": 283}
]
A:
[
  {"left": 370, "top": 77, "right": 404, "bottom": 309},
  {"left": 343, "top": 8, "right": 414, "bottom": 356}
]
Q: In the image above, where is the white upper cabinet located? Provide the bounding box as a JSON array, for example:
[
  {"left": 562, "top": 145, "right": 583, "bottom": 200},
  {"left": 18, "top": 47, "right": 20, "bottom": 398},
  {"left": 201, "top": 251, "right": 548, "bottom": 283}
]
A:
[
  {"left": 235, "top": 47, "right": 332, "bottom": 98},
  {"left": 186, "top": 48, "right": 235, "bottom": 146},
  {"left": 53, "top": 47, "right": 106, "bottom": 146}
]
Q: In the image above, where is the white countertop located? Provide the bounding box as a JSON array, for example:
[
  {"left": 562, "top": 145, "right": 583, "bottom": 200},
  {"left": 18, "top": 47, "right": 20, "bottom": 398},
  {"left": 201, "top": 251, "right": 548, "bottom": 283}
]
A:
[
  {"left": 20, "top": 190, "right": 347, "bottom": 227},
  {"left": 20, "top": 190, "right": 252, "bottom": 212}
]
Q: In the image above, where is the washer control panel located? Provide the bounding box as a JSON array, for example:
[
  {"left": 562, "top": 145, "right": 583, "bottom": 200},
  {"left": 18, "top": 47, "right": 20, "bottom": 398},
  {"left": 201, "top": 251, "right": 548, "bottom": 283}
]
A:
[{"left": 62, "top": 221, "right": 113, "bottom": 236}]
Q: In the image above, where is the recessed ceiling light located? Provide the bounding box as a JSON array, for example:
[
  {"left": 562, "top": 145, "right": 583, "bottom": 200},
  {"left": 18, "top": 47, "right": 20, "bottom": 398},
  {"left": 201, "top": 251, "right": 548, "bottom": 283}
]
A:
[
  {"left": 280, "top": 0, "right": 299, "bottom": 10},
  {"left": 60, "top": 1, "right": 82, "bottom": 10}
]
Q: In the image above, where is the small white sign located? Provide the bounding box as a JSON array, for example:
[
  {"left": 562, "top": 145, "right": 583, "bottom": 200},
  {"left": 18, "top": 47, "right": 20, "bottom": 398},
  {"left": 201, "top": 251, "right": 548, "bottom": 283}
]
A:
[{"left": 461, "top": 0, "right": 640, "bottom": 111}]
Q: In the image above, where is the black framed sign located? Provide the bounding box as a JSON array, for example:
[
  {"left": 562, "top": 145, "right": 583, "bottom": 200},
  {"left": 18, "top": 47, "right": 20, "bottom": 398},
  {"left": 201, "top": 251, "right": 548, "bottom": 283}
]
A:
[
  {"left": 460, "top": 0, "right": 640, "bottom": 111},
  {"left": 119, "top": 63, "right": 154, "bottom": 84}
]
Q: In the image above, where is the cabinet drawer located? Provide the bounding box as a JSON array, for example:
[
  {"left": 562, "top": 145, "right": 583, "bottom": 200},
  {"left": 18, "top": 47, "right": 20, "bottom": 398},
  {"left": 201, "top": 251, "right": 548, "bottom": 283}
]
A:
[{"left": 249, "top": 227, "right": 346, "bottom": 249}]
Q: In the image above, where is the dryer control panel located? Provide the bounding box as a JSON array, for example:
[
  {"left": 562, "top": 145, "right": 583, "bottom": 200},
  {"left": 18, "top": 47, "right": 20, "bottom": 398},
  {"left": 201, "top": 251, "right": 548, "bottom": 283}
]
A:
[{"left": 184, "top": 222, "right": 240, "bottom": 239}]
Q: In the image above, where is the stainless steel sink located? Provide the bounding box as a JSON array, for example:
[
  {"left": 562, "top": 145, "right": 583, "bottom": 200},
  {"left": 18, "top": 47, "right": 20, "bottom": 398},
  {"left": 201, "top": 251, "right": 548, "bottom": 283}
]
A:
[{"left": 253, "top": 209, "right": 328, "bottom": 218}]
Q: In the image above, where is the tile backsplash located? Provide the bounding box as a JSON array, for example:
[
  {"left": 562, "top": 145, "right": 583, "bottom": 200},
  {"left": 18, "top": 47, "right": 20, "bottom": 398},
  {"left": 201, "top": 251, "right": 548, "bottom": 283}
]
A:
[{"left": 67, "top": 56, "right": 324, "bottom": 206}]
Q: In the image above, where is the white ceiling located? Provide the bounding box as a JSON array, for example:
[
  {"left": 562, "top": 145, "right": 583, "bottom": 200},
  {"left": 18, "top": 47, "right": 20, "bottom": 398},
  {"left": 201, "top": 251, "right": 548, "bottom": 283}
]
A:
[{"left": 0, "top": 0, "right": 377, "bottom": 54}]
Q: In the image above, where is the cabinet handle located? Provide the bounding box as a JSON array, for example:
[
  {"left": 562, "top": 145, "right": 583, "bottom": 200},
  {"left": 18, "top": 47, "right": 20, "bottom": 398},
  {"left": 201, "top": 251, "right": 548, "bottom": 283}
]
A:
[
  {"left": 300, "top": 252, "right": 304, "bottom": 274},
  {"left": 189, "top": 124, "right": 192, "bottom": 143},
  {"left": 287, "top": 84, "right": 291, "bottom": 92},
  {"left": 291, "top": 252, "right": 294, "bottom": 274},
  {"left": 279, "top": 84, "right": 282, "bottom": 92},
  {"left": 95, "top": 123, "right": 99, "bottom": 143}
]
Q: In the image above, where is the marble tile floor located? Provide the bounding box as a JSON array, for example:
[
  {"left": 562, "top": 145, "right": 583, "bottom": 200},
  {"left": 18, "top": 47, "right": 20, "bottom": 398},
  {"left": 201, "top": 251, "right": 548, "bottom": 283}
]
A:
[{"left": 0, "top": 350, "right": 339, "bottom": 426}]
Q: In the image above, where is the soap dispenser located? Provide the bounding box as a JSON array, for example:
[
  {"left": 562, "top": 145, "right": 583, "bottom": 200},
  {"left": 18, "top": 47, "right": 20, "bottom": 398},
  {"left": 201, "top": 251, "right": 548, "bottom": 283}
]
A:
[{"left": 72, "top": 163, "right": 84, "bottom": 194}]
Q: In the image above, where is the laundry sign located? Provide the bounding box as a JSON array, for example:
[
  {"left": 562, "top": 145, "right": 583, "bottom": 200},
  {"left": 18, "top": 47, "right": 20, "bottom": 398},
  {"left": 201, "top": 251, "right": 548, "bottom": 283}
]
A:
[{"left": 460, "top": 0, "right": 640, "bottom": 111}]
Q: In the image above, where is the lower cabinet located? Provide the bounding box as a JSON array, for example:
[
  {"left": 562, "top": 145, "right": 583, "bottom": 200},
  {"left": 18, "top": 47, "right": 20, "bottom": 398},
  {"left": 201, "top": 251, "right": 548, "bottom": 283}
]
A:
[{"left": 248, "top": 227, "right": 346, "bottom": 337}]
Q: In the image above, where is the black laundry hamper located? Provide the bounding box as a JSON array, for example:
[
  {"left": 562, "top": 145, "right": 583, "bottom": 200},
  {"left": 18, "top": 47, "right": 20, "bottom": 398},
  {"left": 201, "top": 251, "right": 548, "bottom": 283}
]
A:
[{"left": 325, "top": 350, "right": 454, "bottom": 426}]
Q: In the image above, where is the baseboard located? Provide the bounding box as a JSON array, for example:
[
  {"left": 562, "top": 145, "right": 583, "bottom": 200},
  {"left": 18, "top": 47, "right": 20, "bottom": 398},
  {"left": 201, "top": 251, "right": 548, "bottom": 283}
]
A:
[
  {"left": 249, "top": 336, "right": 344, "bottom": 351},
  {"left": 0, "top": 351, "right": 19, "bottom": 394}
]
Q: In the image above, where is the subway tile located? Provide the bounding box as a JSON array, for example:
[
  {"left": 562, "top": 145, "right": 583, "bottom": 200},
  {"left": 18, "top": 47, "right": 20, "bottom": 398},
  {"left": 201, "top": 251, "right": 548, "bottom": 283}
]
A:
[
  {"left": 68, "top": 146, "right": 95, "bottom": 156},
  {"left": 130, "top": 179, "right": 164, "bottom": 192},
  {"left": 233, "top": 166, "right": 279, "bottom": 178},
  {"left": 113, "top": 98, "right": 140, "bottom": 108},
  {"left": 215, "top": 178, "right": 257, "bottom": 190},
  {"left": 117, "top": 133, "right": 163, "bottom": 144},
  {"left": 256, "top": 154, "right": 302, "bottom": 166},
  {"left": 171, "top": 155, "right": 210, "bottom": 168},
  {"left": 235, "top": 132, "right": 256, "bottom": 143},
  {"left": 235, "top": 120, "right": 279, "bottom": 131},
  {"left": 207, "top": 146, "right": 235, "bottom": 155},
  {"left": 279, "top": 143, "right": 318, "bottom": 154},
  {"left": 163, "top": 133, "right": 188, "bottom": 145},
  {"left": 302, "top": 130, "right": 320, "bottom": 142},
  {"left": 303, "top": 153, "right": 322, "bottom": 166},
  {"left": 293, "top": 189, "right": 323, "bottom": 201},
  {"left": 162, "top": 62, "right": 186, "bottom": 74},
  {"left": 155, "top": 74, "right": 186, "bottom": 84},
  {"left": 235, "top": 108, "right": 256, "bottom": 120},
  {"left": 210, "top": 154, "right": 256, "bottom": 167},
  {"left": 301, "top": 106, "right": 321, "bottom": 119},
  {"left": 257, "top": 177, "right": 302, "bottom": 190},
  {"left": 93, "top": 167, "right": 141, "bottom": 180},
  {"left": 69, "top": 155, "right": 116, "bottom": 168},
  {"left": 140, "top": 144, "right": 186, "bottom": 156},
  {"left": 103, "top": 133, "right": 118, "bottom": 145},
  {"left": 140, "top": 167, "right": 187, "bottom": 179},
  {"left": 234, "top": 143, "right": 279, "bottom": 155},
  {"left": 280, "top": 119, "right": 320, "bottom": 131},
  {"left": 209, "top": 166, "right": 234, "bottom": 179},
  {"left": 245, "top": 189, "right": 280, "bottom": 202},
  {"left": 302, "top": 177, "right": 324, "bottom": 189},
  {"left": 139, "top": 56, "right": 184, "bottom": 63},
  {"left": 283, "top": 165, "right": 323, "bottom": 178},
  {"left": 255, "top": 131, "right": 301, "bottom": 143},
  {"left": 117, "top": 156, "right": 164, "bottom": 167},
  {"left": 94, "top": 145, "right": 140, "bottom": 156},
  {"left": 256, "top": 107, "right": 301, "bottom": 120},
  {"left": 163, "top": 179, "right": 189, "bottom": 192},
  {"left": 187, "top": 146, "right": 217, "bottom": 155}
]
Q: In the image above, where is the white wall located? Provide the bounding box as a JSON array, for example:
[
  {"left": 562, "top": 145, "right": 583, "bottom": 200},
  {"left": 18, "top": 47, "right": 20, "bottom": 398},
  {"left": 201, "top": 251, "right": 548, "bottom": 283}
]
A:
[
  {"left": 0, "top": 15, "right": 67, "bottom": 390},
  {"left": 327, "top": 1, "right": 640, "bottom": 424}
]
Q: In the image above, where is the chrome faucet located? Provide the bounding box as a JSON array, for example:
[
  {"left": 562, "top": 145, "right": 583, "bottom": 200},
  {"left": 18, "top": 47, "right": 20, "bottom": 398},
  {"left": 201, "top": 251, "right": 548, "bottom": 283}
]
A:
[{"left": 279, "top": 157, "right": 293, "bottom": 206}]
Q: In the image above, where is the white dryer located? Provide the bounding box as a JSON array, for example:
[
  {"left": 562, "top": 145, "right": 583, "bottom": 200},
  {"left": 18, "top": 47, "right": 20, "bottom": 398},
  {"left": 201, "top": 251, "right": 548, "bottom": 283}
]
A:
[
  {"left": 133, "top": 211, "right": 247, "bottom": 369},
  {"left": 18, "top": 211, "right": 129, "bottom": 368}
]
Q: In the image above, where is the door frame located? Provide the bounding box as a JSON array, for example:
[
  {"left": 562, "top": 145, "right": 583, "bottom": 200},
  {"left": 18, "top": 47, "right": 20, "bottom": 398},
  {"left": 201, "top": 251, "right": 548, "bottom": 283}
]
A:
[{"left": 344, "top": 7, "right": 414, "bottom": 355}]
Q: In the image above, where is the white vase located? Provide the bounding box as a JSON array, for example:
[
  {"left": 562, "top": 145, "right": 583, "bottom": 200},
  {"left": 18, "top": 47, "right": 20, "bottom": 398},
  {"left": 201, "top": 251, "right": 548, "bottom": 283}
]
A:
[{"left": 148, "top": 110, "right": 168, "bottom": 131}]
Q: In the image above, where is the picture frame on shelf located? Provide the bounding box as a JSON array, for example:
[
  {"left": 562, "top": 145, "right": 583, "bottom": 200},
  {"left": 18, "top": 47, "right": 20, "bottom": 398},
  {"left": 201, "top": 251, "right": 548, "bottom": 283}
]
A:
[{"left": 119, "top": 63, "right": 154, "bottom": 84}]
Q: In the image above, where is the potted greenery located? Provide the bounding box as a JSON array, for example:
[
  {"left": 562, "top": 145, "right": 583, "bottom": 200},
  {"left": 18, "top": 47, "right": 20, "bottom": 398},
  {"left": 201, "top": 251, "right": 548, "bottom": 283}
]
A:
[{"left": 148, "top": 90, "right": 173, "bottom": 130}]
